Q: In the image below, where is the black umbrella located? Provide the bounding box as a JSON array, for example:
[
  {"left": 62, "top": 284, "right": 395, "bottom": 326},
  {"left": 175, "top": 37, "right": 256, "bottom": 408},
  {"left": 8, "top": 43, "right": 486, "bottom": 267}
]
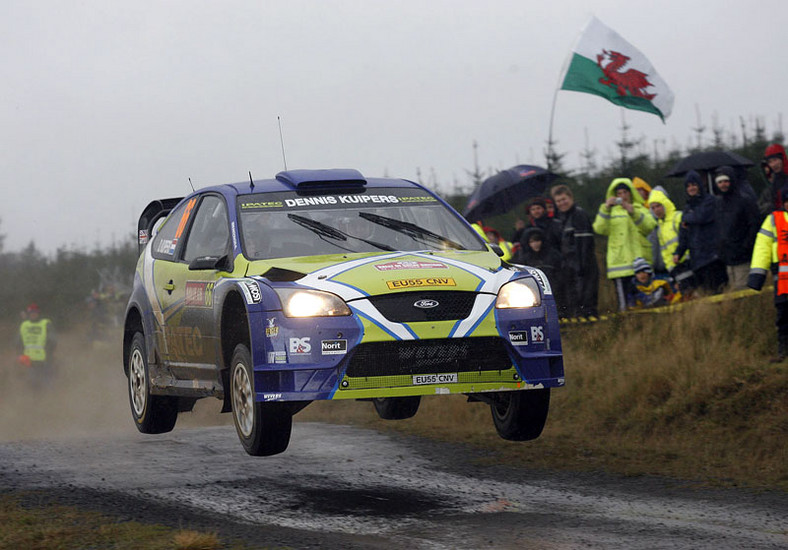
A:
[
  {"left": 463, "top": 165, "right": 559, "bottom": 221},
  {"left": 665, "top": 150, "right": 754, "bottom": 177}
]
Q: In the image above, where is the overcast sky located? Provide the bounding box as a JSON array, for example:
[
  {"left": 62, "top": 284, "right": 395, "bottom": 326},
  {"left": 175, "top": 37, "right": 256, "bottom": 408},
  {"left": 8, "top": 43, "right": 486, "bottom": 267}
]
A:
[{"left": 2, "top": 0, "right": 785, "bottom": 254}]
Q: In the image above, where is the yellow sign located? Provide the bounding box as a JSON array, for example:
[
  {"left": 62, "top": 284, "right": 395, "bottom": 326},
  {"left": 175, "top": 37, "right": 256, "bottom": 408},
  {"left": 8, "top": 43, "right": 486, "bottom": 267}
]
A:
[{"left": 386, "top": 277, "right": 456, "bottom": 289}]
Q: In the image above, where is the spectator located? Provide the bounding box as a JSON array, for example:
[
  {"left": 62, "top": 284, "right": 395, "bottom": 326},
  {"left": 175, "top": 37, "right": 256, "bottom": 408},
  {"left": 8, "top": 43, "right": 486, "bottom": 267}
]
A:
[
  {"left": 714, "top": 166, "right": 760, "bottom": 290},
  {"left": 648, "top": 186, "right": 694, "bottom": 294},
  {"left": 483, "top": 226, "right": 514, "bottom": 262},
  {"left": 673, "top": 171, "right": 728, "bottom": 295},
  {"left": 512, "top": 197, "right": 562, "bottom": 252},
  {"left": 514, "top": 226, "right": 567, "bottom": 314},
  {"left": 16, "top": 303, "right": 56, "bottom": 388},
  {"left": 632, "top": 176, "right": 660, "bottom": 270},
  {"left": 550, "top": 184, "right": 599, "bottom": 319},
  {"left": 593, "top": 178, "right": 656, "bottom": 312},
  {"left": 758, "top": 143, "right": 788, "bottom": 219},
  {"left": 627, "top": 257, "right": 677, "bottom": 309},
  {"left": 748, "top": 184, "right": 788, "bottom": 362}
]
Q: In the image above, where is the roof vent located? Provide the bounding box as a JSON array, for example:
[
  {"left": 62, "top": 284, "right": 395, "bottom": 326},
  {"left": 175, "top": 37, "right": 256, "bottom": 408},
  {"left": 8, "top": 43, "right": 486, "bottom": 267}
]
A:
[{"left": 275, "top": 169, "right": 367, "bottom": 189}]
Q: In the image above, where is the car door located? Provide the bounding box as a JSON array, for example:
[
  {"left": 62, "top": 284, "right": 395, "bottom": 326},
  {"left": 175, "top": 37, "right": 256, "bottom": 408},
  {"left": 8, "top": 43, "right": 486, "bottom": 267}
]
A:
[{"left": 153, "top": 194, "right": 231, "bottom": 374}]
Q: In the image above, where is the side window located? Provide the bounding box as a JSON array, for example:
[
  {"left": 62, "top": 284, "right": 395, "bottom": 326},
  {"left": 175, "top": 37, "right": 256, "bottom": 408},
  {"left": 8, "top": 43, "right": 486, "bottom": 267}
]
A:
[
  {"left": 183, "top": 195, "right": 230, "bottom": 262},
  {"left": 150, "top": 197, "right": 198, "bottom": 260}
]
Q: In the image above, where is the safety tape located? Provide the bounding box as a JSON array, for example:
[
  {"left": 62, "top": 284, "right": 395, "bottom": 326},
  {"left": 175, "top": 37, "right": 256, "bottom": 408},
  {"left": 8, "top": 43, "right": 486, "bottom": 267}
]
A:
[{"left": 559, "top": 287, "right": 768, "bottom": 325}]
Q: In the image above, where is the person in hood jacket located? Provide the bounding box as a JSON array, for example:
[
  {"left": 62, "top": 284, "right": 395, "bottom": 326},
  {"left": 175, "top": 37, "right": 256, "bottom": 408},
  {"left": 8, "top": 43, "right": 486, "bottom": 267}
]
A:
[
  {"left": 673, "top": 171, "right": 728, "bottom": 294},
  {"left": 593, "top": 177, "right": 657, "bottom": 311},
  {"left": 648, "top": 186, "right": 694, "bottom": 293},
  {"left": 632, "top": 177, "right": 660, "bottom": 269},
  {"left": 551, "top": 184, "right": 599, "bottom": 319},
  {"left": 758, "top": 143, "right": 788, "bottom": 219},
  {"left": 513, "top": 226, "right": 567, "bottom": 316},
  {"left": 714, "top": 166, "right": 760, "bottom": 290},
  {"left": 748, "top": 184, "right": 788, "bottom": 362}
]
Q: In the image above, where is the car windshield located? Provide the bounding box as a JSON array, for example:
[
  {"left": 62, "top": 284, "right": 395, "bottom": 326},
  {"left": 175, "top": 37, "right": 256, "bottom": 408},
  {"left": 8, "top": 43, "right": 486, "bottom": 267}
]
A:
[{"left": 238, "top": 187, "right": 486, "bottom": 260}]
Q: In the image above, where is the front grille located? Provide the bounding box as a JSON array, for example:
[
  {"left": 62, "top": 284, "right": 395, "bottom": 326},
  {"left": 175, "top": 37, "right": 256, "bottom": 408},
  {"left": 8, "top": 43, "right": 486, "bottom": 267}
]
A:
[
  {"left": 345, "top": 337, "right": 511, "bottom": 377},
  {"left": 366, "top": 291, "right": 477, "bottom": 322}
]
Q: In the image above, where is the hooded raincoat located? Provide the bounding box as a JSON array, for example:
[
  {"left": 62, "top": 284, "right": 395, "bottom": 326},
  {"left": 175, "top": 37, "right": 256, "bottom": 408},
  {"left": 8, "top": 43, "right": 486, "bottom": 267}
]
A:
[
  {"left": 592, "top": 178, "right": 657, "bottom": 279},
  {"left": 648, "top": 187, "right": 687, "bottom": 272}
]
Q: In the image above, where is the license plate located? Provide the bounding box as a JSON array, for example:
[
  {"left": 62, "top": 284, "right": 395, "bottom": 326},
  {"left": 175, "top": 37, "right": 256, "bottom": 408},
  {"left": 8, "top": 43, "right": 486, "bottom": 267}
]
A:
[{"left": 413, "top": 373, "right": 458, "bottom": 385}]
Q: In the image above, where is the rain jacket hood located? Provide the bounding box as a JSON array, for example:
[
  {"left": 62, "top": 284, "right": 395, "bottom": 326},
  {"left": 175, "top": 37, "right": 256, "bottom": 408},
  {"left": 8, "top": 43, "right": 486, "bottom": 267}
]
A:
[
  {"left": 648, "top": 186, "right": 686, "bottom": 270},
  {"left": 764, "top": 144, "right": 788, "bottom": 174},
  {"left": 632, "top": 177, "right": 652, "bottom": 204},
  {"left": 604, "top": 178, "right": 645, "bottom": 204}
]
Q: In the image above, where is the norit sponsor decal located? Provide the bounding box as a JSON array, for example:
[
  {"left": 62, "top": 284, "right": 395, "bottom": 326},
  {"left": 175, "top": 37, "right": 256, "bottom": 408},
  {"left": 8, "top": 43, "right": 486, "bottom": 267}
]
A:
[
  {"left": 374, "top": 260, "right": 447, "bottom": 271},
  {"left": 321, "top": 339, "right": 347, "bottom": 355},
  {"left": 508, "top": 330, "right": 529, "bottom": 346},
  {"left": 413, "top": 373, "right": 458, "bottom": 385},
  {"left": 386, "top": 277, "right": 456, "bottom": 290}
]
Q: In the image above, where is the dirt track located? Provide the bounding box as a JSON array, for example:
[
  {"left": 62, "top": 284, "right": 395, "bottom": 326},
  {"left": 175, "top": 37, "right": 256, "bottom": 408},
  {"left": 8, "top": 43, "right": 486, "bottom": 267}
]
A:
[{"left": 1, "top": 334, "right": 786, "bottom": 548}]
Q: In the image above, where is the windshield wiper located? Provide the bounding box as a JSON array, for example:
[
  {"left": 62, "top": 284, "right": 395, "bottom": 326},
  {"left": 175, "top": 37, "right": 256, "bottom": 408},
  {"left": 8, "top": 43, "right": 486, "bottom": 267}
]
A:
[
  {"left": 287, "top": 213, "right": 395, "bottom": 251},
  {"left": 359, "top": 212, "right": 464, "bottom": 250},
  {"left": 287, "top": 214, "right": 347, "bottom": 240}
]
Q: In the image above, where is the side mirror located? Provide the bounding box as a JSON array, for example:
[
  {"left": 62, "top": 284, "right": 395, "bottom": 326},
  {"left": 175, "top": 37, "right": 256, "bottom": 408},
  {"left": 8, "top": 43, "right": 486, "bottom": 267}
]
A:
[
  {"left": 489, "top": 243, "right": 504, "bottom": 257},
  {"left": 188, "top": 255, "right": 230, "bottom": 271}
]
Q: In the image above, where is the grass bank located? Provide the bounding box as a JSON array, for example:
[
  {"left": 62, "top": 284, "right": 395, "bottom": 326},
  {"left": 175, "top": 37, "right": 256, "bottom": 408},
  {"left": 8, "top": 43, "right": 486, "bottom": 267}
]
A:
[{"left": 301, "top": 291, "right": 788, "bottom": 490}]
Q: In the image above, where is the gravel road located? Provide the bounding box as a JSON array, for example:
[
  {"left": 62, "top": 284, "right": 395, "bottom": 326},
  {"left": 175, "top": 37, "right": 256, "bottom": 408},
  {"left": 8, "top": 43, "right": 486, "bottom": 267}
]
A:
[{"left": 1, "top": 422, "right": 786, "bottom": 549}]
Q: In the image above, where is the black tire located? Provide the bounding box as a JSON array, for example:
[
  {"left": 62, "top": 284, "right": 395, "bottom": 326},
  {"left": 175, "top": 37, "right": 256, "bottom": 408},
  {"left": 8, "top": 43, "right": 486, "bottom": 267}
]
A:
[
  {"left": 490, "top": 389, "right": 550, "bottom": 441},
  {"left": 127, "top": 332, "right": 178, "bottom": 434},
  {"left": 373, "top": 396, "right": 421, "bottom": 420},
  {"left": 230, "top": 343, "right": 292, "bottom": 456}
]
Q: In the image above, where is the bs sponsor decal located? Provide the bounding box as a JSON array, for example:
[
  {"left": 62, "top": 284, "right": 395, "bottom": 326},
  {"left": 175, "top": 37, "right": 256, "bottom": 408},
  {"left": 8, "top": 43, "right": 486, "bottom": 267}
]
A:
[
  {"left": 530, "top": 325, "right": 545, "bottom": 343},
  {"left": 289, "top": 337, "right": 311, "bottom": 354},
  {"left": 265, "top": 318, "right": 279, "bottom": 337},
  {"left": 413, "top": 373, "right": 458, "bottom": 385},
  {"left": 267, "top": 351, "right": 287, "bottom": 364},
  {"left": 321, "top": 339, "right": 347, "bottom": 355},
  {"left": 508, "top": 330, "right": 529, "bottom": 346},
  {"left": 386, "top": 277, "right": 456, "bottom": 290},
  {"left": 525, "top": 268, "right": 552, "bottom": 295},
  {"left": 185, "top": 281, "right": 215, "bottom": 307},
  {"left": 374, "top": 260, "right": 447, "bottom": 271},
  {"left": 240, "top": 280, "right": 262, "bottom": 304},
  {"left": 138, "top": 229, "right": 149, "bottom": 245}
]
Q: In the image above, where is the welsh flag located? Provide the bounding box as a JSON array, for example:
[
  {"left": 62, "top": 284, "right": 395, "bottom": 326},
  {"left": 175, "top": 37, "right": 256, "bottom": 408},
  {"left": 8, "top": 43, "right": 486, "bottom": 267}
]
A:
[{"left": 560, "top": 17, "right": 674, "bottom": 121}]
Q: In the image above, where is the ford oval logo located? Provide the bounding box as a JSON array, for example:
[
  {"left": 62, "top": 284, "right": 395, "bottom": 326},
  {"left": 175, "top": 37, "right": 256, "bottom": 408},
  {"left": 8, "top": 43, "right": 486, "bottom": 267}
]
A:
[{"left": 414, "top": 299, "right": 439, "bottom": 309}]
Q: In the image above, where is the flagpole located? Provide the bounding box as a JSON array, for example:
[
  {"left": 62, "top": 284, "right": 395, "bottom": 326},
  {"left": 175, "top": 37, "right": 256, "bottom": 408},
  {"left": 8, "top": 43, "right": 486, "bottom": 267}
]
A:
[{"left": 547, "top": 16, "right": 591, "bottom": 172}]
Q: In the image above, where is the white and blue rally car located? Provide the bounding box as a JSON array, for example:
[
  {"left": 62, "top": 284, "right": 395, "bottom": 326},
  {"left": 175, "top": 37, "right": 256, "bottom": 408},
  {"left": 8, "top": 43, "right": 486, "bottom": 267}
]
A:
[{"left": 123, "top": 169, "right": 564, "bottom": 456}]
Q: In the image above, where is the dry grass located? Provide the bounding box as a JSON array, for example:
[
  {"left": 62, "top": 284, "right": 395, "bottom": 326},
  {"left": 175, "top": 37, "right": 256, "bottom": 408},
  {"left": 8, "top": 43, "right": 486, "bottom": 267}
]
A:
[{"left": 301, "top": 291, "right": 788, "bottom": 490}]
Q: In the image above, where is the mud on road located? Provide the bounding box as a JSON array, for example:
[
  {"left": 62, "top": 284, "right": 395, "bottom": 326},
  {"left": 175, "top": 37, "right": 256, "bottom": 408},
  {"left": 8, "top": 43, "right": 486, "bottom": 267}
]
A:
[{"left": 1, "top": 336, "right": 786, "bottom": 549}]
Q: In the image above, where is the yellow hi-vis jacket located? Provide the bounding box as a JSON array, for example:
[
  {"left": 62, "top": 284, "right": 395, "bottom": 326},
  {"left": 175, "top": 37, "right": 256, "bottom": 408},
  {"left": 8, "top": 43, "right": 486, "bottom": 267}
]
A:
[
  {"left": 19, "top": 319, "right": 51, "bottom": 362},
  {"left": 593, "top": 178, "right": 657, "bottom": 279},
  {"left": 648, "top": 188, "right": 689, "bottom": 271},
  {"left": 750, "top": 210, "right": 788, "bottom": 294}
]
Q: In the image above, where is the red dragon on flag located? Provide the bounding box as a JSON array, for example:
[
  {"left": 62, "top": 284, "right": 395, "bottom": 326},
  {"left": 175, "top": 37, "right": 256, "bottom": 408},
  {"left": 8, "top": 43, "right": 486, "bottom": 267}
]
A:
[{"left": 596, "top": 49, "right": 656, "bottom": 100}]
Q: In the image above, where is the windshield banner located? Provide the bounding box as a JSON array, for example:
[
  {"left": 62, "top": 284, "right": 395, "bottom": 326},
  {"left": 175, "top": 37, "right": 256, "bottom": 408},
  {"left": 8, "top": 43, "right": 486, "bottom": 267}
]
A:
[{"left": 239, "top": 189, "right": 438, "bottom": 211}]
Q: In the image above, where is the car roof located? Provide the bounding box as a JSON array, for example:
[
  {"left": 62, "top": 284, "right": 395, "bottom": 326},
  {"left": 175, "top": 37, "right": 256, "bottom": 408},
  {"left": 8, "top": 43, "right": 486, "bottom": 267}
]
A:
[{"left": 196, "top": 169, "right": 426, "bottom": 198}]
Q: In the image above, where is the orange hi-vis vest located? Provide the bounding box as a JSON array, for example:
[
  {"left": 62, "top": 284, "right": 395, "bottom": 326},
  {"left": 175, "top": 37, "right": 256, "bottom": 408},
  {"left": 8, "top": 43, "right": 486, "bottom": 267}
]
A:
[{"left": 775, "top": 212, "right": 788, "bottom": 295}]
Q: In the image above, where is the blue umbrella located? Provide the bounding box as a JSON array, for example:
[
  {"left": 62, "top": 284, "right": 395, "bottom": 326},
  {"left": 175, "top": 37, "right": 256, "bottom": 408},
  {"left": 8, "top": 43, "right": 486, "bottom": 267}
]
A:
[{"left": 463, "top": 165, "right": 559, "bottom": 221}]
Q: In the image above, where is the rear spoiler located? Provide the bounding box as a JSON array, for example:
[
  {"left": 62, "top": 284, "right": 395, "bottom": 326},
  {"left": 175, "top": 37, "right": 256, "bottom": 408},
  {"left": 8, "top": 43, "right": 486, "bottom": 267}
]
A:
[{"left": 137, "top": 197, "right": 183, "bottom": 254}]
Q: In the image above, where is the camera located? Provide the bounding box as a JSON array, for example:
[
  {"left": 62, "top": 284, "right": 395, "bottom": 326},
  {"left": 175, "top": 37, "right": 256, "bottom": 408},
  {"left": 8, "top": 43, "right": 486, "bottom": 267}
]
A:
[{"left": 615, "top": 197, "right": 623, "bottom": 205}]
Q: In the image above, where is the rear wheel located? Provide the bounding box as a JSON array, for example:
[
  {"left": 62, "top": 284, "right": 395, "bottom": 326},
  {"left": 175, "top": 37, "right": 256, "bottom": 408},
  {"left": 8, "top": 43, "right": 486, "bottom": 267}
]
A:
[
  {"left": 490, "top": 389, "right": 550, "bottom": 441},
  {"left": 373, "top": 396, "right": 421, "bottom": 420},
  {"left": 230, "top": 343, "right": 292, "bottom": 456},
  {"left": 127, "top": 332, "right": 178, "bottom": 434}
]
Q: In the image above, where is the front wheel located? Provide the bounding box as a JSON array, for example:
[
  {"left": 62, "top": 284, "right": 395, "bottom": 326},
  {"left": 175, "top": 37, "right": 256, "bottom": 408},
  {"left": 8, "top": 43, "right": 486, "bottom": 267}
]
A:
[
  {"left": 127, "top": 332, "right": 178, "bottom": 434},
  {"left": 373, "top": 396, "right": 421, "bottom": 420},
  {"left": 490, "top": 389, "right": 550, "bottom": 441},
  {"left": 230, "top": 343, "right": 292, "bottom": 456}
]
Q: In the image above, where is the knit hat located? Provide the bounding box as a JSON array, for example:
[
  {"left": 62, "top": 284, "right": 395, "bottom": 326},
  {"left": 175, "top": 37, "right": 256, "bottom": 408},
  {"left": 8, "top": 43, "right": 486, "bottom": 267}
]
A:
[
  {"left": 528, "top": 197, "right": 547, "bottom": 209},
  {"left": 613, "top": 182, "right": 630, "bottom": 193},
  {"left": 632, "top": 257, "right": 652, "bottom": 274}
]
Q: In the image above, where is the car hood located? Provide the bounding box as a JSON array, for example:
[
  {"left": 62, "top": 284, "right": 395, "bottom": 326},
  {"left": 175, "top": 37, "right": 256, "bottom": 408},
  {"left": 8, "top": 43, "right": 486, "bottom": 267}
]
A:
[{"left": 246, "top": 251, "right": 520, "bottom": 301}]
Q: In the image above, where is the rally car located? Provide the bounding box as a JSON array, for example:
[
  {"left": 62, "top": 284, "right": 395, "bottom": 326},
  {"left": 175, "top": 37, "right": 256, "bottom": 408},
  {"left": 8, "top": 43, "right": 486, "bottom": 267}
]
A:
[{"left": 123, "top": 169, "right": 564, "bottom": 456}]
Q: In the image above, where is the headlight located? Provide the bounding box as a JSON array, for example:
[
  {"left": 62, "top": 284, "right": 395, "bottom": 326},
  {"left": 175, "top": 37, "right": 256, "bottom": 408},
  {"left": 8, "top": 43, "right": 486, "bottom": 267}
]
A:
[
  {"left": 495, "top": 278, "right": 541, "bottom": 308},
  {"left": 274, "top": 288, "right": 351, "bottom": 317}
]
